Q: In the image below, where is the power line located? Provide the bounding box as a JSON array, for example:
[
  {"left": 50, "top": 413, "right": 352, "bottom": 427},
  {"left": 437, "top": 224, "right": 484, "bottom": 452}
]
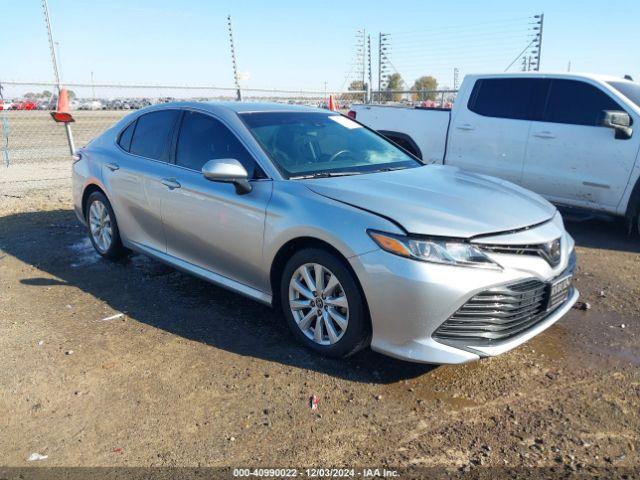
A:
[{"left": 391, "top": 16, "right": 533, "bottom": 36}]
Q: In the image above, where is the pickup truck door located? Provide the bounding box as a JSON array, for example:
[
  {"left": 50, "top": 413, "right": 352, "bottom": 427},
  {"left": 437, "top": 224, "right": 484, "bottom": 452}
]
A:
[
  {"left": 522, "top": 79, "right": 640, "bottom": 211},
  {"left": 447, "top": 78, "right": 544, "bottom": 185}
]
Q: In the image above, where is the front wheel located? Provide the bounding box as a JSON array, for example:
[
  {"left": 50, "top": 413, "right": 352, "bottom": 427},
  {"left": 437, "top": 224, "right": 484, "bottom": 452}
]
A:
[{"left": 280, "top": 248, "right": 370, "bottom": 358}]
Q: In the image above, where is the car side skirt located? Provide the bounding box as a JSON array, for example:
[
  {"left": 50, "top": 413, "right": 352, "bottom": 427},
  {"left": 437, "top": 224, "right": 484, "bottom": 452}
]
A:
[{"left": 126, "top": 240, "right": 273, "bottom": 306}]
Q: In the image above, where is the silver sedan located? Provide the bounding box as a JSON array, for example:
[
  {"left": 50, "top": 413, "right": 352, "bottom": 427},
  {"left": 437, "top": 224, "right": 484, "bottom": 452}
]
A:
[{"left": 72, "top": 102, "right": 578, "bottom": 363}]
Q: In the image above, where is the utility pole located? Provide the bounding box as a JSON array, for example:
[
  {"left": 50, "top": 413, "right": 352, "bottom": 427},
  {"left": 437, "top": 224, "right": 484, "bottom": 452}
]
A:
[
  {"left": 91, "top": 71, "right": 95, "bottom": 99},
  {"left": 567, "top": 61, "right": 572, "bottom": 72},
  {"left": 227, "top": 15, "right": 242, "bottom": 101},
  {"left": 378, "top": 33, "right": 391, "bottom": 101},
  {"left": 41, "top": 0, "right": 75, "bottom": 155},
  {"left": 453, "top": 67, "right": 459, "bottom": 90},
  {"left": 367, "top": 34, "right": 372, "bottom": 103},
  {"left": 533, "top": 13, "right": 544, "bottom": 71}
]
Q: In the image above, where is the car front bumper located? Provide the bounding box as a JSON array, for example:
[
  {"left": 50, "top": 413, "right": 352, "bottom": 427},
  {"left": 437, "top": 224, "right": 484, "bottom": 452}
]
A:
[{"left": 349, "top": 233, "right": 578, "bottom": 364}]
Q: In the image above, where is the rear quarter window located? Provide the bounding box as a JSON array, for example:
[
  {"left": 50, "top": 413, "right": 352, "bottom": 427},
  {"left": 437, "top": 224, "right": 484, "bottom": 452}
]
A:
[{"left": 117, "top": 120, "right": 136, "bottom": 152}]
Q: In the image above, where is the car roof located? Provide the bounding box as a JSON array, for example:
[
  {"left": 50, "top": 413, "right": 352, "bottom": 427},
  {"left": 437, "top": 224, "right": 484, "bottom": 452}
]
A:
[{"left": 145, "top": 101, "right": 331, "bottom": 115}]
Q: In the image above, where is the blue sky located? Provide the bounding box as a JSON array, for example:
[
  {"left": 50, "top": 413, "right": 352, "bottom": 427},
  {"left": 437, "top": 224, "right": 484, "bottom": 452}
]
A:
[{"left": 2, "top": 0, "right": 639, "bottom": 93}]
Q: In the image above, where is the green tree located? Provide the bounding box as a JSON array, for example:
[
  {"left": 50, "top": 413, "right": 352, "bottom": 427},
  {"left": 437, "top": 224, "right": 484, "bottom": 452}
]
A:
[
  {"left": 411, "top": 76, "right": 438, "bottom": 101},
  {"left": 342, "top": 80, "right": 366, "bottom": 102},
  {"left": 384, "top": 73, "right": 404, "bottom": 102},
  {"left": 67, "top": 90, "right": 77, "bottom": 100}
]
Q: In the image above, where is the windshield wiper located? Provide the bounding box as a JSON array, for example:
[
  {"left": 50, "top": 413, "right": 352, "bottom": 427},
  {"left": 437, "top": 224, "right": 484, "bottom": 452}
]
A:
[
  {"left": 373, "top": 166, "right": 410, "bottom": 173},
  {"left": 289, "top": 171, "right": 363, "bottom": 180}
]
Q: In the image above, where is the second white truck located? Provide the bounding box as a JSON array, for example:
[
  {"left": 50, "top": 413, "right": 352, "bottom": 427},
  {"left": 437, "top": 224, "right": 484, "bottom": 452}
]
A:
[{"left": 351, "top": 73, "right": 640, "bottom": 231}]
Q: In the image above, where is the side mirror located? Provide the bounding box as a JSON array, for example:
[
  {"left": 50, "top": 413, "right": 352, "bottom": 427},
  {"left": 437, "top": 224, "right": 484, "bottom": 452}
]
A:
[
  {"left": 601, "top": 110, "right": 633, "bottom": 139},
  {"left": 202, "top": 158, "right": 252, "bottom": 194}
]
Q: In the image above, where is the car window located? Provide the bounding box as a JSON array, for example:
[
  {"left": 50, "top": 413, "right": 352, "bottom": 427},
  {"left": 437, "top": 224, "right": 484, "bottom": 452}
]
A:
[
  {"left": 468, "top": 78, "right": 547, "bottom": 121},
  {"left": 240, "top": 112, "right": 420, "bottom": 178},
  {"left": 129, "top": 110, "right": 180, "bottom": 161},
  {"left": 175, "top": 111, "right": 260, "bottom": 178},
  {"left": 544, "top": 80, "right": 623, "bottom": 126},
  {"left": 608, "top": 81, "right": 640, "bottom": 109},
  {"left": 117, "top": 120, "right": 136, "bottom": 152}
]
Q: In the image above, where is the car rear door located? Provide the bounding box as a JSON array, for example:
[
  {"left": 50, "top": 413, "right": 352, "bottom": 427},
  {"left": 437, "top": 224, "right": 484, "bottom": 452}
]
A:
[
  {"left": 159, "top": 109, "right": 272, "bottom": 292},
  {"left": 446, "top": 77, "right": 546, "bottom": 184},
  {"left": 522, "top": 79, "right": 640, "bottom": 211},
  {"left": 103, "top": 109, "right": 181, "bottom": 253}
]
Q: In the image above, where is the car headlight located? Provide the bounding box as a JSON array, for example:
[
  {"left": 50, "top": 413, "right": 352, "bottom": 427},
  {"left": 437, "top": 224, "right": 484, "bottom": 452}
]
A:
[{"left": 368, "top": 230, "right": 501, "bottom": 268}]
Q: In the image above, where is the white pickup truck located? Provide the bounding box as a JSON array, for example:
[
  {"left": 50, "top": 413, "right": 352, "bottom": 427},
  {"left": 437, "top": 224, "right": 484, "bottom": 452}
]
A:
[{"left": 351, "top": 73, "right": 640, "bottom": 231}]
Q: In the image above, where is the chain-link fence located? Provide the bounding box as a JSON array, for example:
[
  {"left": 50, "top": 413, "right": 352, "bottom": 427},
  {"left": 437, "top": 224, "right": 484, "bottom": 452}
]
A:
[
  {"left": 0, "top": 81, "right": 368, "bottom": 168},
  {"left": 0, "top": 81, "right": 457, "bottom": 197}
]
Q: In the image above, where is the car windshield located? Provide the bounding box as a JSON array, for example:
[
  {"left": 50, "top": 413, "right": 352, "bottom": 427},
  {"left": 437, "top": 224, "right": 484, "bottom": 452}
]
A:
[
  {"left": 240, "top": 111, "right": 420, "bottom": 178},
  {"left": 608, "top": 81, "right": 640, "bottom": 108}
]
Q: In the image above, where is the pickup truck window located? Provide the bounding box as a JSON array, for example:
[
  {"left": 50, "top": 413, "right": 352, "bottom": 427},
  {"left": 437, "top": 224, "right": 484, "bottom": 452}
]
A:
[
  {"left": 543, "top": 80, "right": 623, "bottom": 127},
  {"left": 468, "top": 78, "right": 546, "bottom": 121},
  {"left": 608, "top": 81, "right": 640, "bottom": 109}
]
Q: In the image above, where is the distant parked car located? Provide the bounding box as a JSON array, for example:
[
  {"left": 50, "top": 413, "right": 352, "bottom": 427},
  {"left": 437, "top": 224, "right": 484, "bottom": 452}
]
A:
[
  {"left": 79, "top": 100, "right": 104, "bottom": 111},
  {"left": 10, "top": 100, "right": 38, "bottom": 110}
]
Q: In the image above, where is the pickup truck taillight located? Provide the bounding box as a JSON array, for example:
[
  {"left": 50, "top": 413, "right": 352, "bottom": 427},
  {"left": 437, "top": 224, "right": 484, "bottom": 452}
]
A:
[{"left": 347, "top": 110, "right": 356, "bottom": 120}]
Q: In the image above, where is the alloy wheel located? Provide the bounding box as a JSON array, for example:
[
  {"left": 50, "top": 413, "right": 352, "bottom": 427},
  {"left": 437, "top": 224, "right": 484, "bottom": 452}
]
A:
[
  {"left": 88, "top": 199, "right": 113, "bottom": 253},
  {"left": 288, "top": 263, "right": 349, "bottom": 345}
]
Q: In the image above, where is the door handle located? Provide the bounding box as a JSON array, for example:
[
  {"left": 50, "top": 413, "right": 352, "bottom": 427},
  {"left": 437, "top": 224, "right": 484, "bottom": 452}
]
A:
[
  {"left": 533, "top": 131, "right": 556, "bottom": 139},
  {"left": 456, "top": 123, "right": 475, "bottom": 131},
  {"left": 105, "top": 162, "right": 120, "bottom": 171},
  {"left": 161, "top": 178, "right": 181, "bottom": 190}
]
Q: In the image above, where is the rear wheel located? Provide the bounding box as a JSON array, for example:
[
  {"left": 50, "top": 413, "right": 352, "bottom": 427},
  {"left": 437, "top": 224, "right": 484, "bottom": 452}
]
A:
[
  {"left": 280, "top": 248, "right": 370, "bottom": 358},
  {"left": 85, "top": 191, "right": 128, "bottom": 260}
]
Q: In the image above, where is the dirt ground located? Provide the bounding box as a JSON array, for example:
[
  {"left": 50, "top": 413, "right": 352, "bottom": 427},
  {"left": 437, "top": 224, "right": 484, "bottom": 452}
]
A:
[{"left": 0, "top": 171, "right": 639, "bottom": 478}]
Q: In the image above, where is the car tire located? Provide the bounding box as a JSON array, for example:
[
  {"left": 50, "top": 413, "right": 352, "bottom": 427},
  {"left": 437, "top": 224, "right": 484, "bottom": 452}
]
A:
[
  {"left": 85, "top": 191, "right": 128, "bottom": 260},
  {"left": 280, "top": 248, "right": 370, "bottom": 358}
]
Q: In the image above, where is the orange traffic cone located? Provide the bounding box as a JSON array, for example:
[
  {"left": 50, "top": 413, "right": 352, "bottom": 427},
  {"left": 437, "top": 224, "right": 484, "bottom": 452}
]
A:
[
  {"left": 50, "top": 88, "right": 74, "bottom": 123},
  {"left": 328, "top": 94, "right": 337, "bottom": 111},
  {"left": 58, "top": 88, "right": 70, "bottom": 113}
]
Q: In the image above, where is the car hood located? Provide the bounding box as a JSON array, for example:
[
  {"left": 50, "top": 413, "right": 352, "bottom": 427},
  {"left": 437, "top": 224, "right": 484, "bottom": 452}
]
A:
[{"left": 302, "top": 165, "right": 556, "bottom": 238}]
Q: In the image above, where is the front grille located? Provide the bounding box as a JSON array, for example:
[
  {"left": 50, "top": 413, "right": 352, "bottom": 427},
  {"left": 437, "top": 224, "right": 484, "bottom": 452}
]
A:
[
  {"left": 480, "top": 239, "right": 562, "bottom": 267},
  {"left": 433, "top": 277, "right": 571, "bottom": 347}
]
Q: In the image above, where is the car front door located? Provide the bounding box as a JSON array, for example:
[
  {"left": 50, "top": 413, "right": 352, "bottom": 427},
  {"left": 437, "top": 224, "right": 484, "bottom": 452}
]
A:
[
  {"left": 522, "top": 79, "right": 640, "bottom": 211},
  {"left": 102, "top": 109, "right": 181, "bottom": 253},
  {"left": 446, "top": 78, "right": 545, "bottom": 184},
  {"left": 160, "top": 109, "right": 272, "bottom": 293}
]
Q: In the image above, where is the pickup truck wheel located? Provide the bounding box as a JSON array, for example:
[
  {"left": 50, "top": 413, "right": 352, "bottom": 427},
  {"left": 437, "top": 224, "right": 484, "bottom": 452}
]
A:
[{"left": 280, "top": 248, "right": 370, "bottom": 358}]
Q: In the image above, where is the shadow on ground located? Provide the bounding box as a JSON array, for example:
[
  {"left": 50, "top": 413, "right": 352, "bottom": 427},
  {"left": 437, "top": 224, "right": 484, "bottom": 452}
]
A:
[
  {"left": 0, "top": 209, "right": 435, "bottom": 384},
  {"left": 561, "top": 209, "right": 640, "bottom": 254}
]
